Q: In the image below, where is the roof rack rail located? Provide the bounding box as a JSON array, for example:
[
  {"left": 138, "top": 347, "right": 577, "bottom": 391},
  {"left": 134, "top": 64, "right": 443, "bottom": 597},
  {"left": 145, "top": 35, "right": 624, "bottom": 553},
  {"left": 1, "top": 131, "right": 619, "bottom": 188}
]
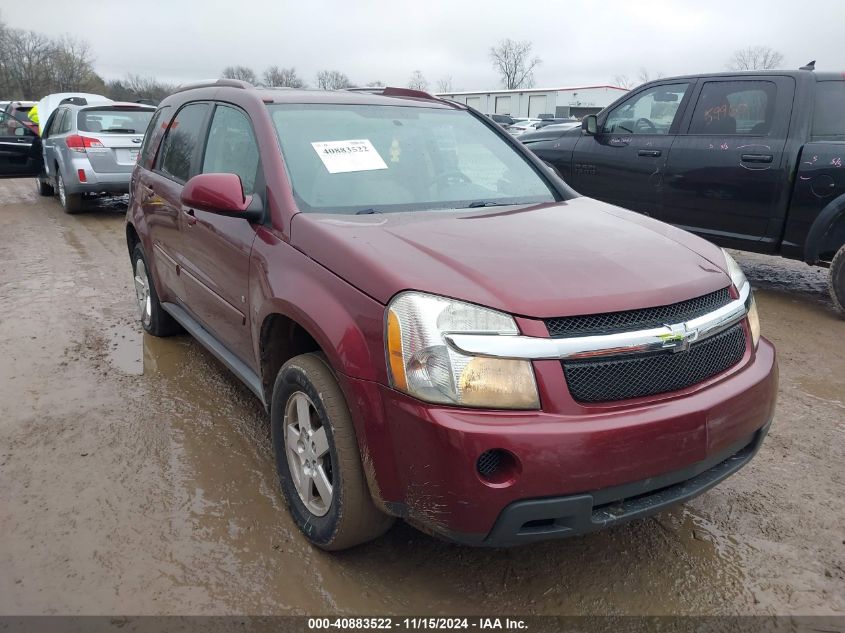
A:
[
  {"left": 174, "top": 78, "right": 253, "bottom": 94},
  {"left": 345, "top": 86, "right": 465, "bottom": 109}
]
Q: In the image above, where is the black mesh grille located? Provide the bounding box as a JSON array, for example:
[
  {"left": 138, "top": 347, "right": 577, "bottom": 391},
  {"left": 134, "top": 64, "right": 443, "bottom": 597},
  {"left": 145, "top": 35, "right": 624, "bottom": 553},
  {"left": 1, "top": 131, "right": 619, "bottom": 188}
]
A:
[
  {"left": 546, "top": 287, "right": 732, "bottom": 338},
  {"left": 476, "top": 450, "right": 502, "bottom": 477},
  {"left": 563, "top": 324, "right": 746, "bottom": 403}
]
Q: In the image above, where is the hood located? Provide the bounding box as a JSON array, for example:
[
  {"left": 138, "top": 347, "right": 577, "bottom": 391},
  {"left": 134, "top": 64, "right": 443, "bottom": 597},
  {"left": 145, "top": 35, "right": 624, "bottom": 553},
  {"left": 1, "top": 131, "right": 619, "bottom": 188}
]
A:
[{"left": 290, "top": 198, "right": 731, "bottom": 318}]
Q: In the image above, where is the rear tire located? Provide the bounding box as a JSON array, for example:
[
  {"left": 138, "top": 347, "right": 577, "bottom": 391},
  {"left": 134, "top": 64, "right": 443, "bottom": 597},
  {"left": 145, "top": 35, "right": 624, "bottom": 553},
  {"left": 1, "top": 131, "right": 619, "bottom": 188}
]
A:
[
  {"left": 131, "top": 244, "right": 182, "bottom": 336},
  {"left": 56, "top": 171, "right": 82, "bottom": 214},
  {"left": 36, "top": 177, "right": 54, "bottom": 196},
  {"left": 828, "top": 244, "right": 845, "bottom": 317},
  {"left": 271, "top": 353, "right": 393, "bottom": 550}
]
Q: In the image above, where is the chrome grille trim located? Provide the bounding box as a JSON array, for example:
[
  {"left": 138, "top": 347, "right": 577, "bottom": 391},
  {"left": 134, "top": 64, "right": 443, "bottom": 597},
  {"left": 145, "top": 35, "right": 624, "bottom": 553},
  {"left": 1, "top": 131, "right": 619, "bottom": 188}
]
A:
[{"left": 443, "top": 282, "right": 750, "bottom": 361}]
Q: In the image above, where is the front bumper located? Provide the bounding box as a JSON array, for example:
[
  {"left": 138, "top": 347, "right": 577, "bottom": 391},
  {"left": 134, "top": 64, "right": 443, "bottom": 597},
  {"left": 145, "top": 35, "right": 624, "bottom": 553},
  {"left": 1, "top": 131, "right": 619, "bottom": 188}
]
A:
[
  {"left": 452, "top": 421, "right": 769, "bottom": 546},
  {"left": 340, "top": 337, "right": 777, "bottom": 545}
]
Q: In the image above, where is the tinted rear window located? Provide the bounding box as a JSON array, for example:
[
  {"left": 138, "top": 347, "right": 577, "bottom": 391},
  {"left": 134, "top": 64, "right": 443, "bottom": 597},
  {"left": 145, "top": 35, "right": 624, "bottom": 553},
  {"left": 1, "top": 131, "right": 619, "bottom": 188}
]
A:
[
  {"left": 78, "top": 107, "right": 154, "bottom": 134},
  {"left": 812, "top": 81, "right": 845, "bottom": 137}
]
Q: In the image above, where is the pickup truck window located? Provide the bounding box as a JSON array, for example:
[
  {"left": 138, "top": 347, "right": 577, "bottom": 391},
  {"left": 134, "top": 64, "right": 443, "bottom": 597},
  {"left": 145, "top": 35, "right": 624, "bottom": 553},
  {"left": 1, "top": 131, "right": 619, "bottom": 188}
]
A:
[
  {"left": 687, "top": 81, "right": 777, "bottom": 135},
  {"left": 269, "top": 104, "right": 557, "bottom": 214},
  {"left": 812, "top": 81, "right": 845, "bottom": 137},
  {"left": 603, "top": 83, "right": 689, "bottom": 135}
]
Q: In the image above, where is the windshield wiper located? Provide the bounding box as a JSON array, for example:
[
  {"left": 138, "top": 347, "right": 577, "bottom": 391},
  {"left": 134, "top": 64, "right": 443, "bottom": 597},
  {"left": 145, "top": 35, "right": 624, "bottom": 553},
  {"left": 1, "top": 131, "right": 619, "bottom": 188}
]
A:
[
  {"left": 466, "top": 201, "right": 517, "bottom": 208},
  {"left": 354, "top": 208, "right": 382, "bottom": 215}
]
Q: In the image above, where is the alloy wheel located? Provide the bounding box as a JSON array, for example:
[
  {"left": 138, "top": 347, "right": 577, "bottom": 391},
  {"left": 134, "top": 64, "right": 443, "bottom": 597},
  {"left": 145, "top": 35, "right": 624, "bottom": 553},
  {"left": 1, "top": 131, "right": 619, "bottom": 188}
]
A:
[
  {"left": 133, "top": 258, "right": 152, "bottom": 327},
  {"left": 284, "top": 391, "right": 333, "bottom": 516}
]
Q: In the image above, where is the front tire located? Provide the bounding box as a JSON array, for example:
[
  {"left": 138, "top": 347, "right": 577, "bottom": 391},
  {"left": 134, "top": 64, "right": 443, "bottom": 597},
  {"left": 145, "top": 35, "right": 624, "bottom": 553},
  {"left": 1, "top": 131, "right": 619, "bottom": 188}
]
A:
[
  {"left": 56, "top": 171, "right": 82, "bottom": 214},
  {"left": 271, "top": 353, "right": 393, "bottom": 550},
  {"left": 829, "top": 244, "right": 845, "bottom": 316},
  {"left": 131, "top": 244, "right": 182, "bottom": 336}
]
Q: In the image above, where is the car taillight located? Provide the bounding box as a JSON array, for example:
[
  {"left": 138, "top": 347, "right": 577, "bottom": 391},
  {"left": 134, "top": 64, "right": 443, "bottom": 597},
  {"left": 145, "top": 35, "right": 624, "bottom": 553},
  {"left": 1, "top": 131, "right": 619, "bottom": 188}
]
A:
[{"left": 66, "top": 134, "right": 104, "bottom": 153}]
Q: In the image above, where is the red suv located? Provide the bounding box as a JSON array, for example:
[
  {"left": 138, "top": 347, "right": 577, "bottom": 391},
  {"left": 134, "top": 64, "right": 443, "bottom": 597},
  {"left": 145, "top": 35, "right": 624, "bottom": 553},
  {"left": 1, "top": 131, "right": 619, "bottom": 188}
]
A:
[{"left": 126, "top": 80, "right": 778, "bottom": 550}]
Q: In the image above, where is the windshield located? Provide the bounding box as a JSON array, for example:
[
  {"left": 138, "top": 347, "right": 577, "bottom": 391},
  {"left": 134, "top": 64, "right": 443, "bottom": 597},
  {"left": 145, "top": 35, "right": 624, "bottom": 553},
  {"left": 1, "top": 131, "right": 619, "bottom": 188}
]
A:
[
  {"left": 268, "top": 104, "right": 557, "bottom": 214},
  {"left": 78, "top": 107, "right": 154, "bottom": 134}
]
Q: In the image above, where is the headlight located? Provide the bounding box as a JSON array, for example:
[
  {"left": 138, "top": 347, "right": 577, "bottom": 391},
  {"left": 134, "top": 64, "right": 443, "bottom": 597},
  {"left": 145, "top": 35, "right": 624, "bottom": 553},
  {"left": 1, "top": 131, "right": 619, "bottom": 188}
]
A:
[
  {"left": 747, "top": 295, "right": 761, "bottom": 349},
  {"left": 722, "top": 249, "right": 760, "bottom": 348},
  {"left": 386, "top": 292, "right": 539, "bottom": 409}
]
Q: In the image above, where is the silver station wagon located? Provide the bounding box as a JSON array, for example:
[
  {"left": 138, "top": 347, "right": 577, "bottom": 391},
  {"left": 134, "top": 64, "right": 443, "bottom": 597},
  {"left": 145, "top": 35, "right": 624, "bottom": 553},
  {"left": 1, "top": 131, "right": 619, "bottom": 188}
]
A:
[{"left": 37, "top": 101, "right": 155, "bottom": 213}]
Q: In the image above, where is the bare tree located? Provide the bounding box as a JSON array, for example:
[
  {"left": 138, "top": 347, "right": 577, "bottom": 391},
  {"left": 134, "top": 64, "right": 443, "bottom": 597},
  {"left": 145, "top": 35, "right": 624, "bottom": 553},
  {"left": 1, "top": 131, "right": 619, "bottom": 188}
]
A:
[
  {"left": 407, "top": 70, "right": 428, "bottom": 91},
  {"left": 613, "top": 74, "right": 633, "bottom": 90},
  {"left": 727, "top": 45, "right": 784, "bottom": 70},
  {"left": 489, "top": 39, "right": 541, "bottom": 89},
  {"left": 221, "top": 65, "right": 257, "bottom": 83},
  {"left": 263, "top": 66, "right": 305, "bottom": 88},
  {"left": 49, "top": 36, "right": 97, "bottom": 92},
  {"left": 366, "top": 80, "right": 385, "bottom": 87},
  {"left": 436, "top": 76, "right": 453, "bottom": 93},
  {"left": 2, "top": 29, "right": 53, "bottom": 99},
  {"left": 316, "top": 70, "right": 352, "bottom": 90},
  {"left": 636, "top": 67, "right": 665, "bottom": 84}
]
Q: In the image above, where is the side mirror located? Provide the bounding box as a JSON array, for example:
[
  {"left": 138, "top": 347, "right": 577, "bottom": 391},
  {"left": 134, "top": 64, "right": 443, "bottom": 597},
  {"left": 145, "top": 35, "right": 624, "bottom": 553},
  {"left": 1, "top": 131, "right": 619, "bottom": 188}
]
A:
[
  {"left": 582, "top": 115, "right": 598, "bottom": 135},
  {"left": 181, "top": 173, "right": 262, "bottom": 222}
]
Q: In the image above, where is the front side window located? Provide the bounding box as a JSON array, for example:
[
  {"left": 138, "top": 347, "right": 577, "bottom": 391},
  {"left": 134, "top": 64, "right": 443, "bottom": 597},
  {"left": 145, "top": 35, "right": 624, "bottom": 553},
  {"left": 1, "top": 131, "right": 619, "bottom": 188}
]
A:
[
  {"left": 201, "top": 105, "right": 260, "bottom": 195},
  {"left": 268, "top": 104, "right": 556, "bottom": 214},
  {"left": 156, "top": 103, "right": 209, "bottom": 183},
  {"left": 812, "top": 81, "right": 845, "bottom": 137},
  {"left": 603, "top": 83, "right": 689, "bottom": 135},
  {"left": 687, "top": 81, "right": 777, "bottom": 135}
]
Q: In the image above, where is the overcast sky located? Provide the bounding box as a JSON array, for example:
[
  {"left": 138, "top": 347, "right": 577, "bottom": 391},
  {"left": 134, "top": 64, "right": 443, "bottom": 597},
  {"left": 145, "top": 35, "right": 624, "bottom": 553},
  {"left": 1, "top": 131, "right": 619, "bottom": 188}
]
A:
[{"left": 2, "top": 0, "right": 841, "bottom": 91}]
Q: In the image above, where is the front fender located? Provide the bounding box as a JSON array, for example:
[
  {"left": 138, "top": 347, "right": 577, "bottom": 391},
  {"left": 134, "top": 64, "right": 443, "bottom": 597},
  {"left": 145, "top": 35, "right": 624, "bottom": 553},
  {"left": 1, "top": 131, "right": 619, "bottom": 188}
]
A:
[{"left": 250, "top": 227, "right": 387, "bottom": 384}]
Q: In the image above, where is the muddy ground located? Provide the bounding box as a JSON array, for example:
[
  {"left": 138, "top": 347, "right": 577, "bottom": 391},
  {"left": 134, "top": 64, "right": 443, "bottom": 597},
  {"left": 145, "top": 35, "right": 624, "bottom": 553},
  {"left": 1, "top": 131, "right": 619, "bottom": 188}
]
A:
[{"left": 0, "top": 177, "right": 842, "bottom": 616}]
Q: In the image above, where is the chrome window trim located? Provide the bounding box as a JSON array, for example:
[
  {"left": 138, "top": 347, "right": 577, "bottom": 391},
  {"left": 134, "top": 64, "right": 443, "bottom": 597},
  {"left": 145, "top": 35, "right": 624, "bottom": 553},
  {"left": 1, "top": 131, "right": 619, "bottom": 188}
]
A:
[{"left": 444, "top": 283, "right": 751, "bottom": 361}]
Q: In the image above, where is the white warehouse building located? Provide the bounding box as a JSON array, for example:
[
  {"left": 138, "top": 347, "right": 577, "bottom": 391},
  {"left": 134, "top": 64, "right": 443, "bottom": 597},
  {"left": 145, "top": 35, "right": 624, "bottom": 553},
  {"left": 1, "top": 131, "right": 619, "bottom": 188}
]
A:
[{"left": 435, "top": 85, "right": 628, "bottom": 119}]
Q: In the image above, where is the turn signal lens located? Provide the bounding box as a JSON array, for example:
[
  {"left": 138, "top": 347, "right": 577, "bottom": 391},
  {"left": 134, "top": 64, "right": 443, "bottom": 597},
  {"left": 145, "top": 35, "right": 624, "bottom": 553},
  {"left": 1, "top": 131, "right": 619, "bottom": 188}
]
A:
[
  {"left": 747, "top": 295, "right": 761, "bottom": 349},
  {"left": 386, "top": 309, "right": 407, "bottom": 391}
]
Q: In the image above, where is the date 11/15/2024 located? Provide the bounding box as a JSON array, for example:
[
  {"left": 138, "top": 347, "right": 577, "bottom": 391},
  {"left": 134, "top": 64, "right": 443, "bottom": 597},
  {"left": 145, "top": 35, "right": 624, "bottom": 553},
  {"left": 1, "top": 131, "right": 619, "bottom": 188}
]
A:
[{"left": 307, "top": 617, "right": 529, "bottom": 630}]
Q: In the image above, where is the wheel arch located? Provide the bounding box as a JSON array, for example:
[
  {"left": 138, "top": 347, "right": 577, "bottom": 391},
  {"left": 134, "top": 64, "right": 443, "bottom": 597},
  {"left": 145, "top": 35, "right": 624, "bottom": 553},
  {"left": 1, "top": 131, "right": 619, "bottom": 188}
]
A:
[{"left": 804, "top": 193, "right": 845, "bottom": 264}]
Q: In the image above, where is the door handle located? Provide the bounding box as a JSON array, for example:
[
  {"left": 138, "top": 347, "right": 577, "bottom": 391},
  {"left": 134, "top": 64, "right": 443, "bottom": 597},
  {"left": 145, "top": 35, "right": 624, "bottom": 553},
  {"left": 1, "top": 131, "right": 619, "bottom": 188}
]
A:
[
  {"left": 183, "top": 208, "right": 197, "bottom": 226},
  {"left": 741, "top": 154, "right": 773, "bottom": 163},
  {"left": 638, "top": 149, "right": 662, "bottom": 157}
]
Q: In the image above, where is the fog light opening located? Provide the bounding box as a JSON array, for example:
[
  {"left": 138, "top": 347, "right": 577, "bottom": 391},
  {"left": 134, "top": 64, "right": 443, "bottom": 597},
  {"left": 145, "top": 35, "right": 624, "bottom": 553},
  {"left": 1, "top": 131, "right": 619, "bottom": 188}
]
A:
[{"left": 476, "top": 449, "right": 521, "bottom": 486}]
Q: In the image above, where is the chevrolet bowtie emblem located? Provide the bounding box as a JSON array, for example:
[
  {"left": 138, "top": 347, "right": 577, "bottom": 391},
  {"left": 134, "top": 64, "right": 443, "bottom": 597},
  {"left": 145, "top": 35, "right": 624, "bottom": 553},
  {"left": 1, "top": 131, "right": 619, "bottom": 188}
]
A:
[{"left": 659, "top": 323, "right": 697, "bottom": 353}]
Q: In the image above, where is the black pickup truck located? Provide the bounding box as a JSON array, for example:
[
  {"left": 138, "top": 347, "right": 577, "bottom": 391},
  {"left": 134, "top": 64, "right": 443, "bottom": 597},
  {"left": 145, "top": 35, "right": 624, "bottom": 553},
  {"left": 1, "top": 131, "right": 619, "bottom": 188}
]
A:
[{"left": 523, "top": 70, "right": 845, "bottom": 314}]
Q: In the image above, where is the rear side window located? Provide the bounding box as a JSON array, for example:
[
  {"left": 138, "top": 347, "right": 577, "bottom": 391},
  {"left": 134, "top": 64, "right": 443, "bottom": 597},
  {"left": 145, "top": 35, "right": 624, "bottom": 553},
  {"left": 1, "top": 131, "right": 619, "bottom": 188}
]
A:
[
  {"left": 78, "top": 107, "right": 154, "bottom": 134},
  {"left": 201, "top": 105, "right": 260, "bottom": 195},
  {"left": 687, "top": 81, "right": 777, "bottom": 135},
  {"left": 155, "top": 103, "right": 209, "bottom": 183},
  {"left": 812, "top": 81, "right": 845, "bottom": 137},
  {"left": 58, "top": 109, "right": 72, "bottom": 134},
  {"left": 139, "top": 106, "right": 171, "bottom": 169}
]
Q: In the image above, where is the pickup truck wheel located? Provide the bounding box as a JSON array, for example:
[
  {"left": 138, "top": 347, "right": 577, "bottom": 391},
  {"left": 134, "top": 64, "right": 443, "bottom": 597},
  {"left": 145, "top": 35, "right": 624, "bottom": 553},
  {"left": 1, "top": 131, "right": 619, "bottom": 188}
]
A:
[
  {"left": 56, "top": 172, "right": 82, "bottom": 214},
  {"left": 36, "top": 177, "right": 54, "bottom": 196},
  {"left": 131, "top": 244, "right": 183, "bottom": 336},
  {"left": 829, "top": 245, "right": 845, "bottom": 316},
  {"left": 271, "top": 353, "right": 393, "bottom": 550}
]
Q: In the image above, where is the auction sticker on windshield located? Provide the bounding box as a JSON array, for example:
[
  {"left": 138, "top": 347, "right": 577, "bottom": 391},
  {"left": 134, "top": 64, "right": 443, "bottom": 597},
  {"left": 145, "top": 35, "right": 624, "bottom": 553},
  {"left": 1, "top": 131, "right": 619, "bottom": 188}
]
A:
[{"left": 312, "top": 139, "right": 388, "bottom": 174}]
